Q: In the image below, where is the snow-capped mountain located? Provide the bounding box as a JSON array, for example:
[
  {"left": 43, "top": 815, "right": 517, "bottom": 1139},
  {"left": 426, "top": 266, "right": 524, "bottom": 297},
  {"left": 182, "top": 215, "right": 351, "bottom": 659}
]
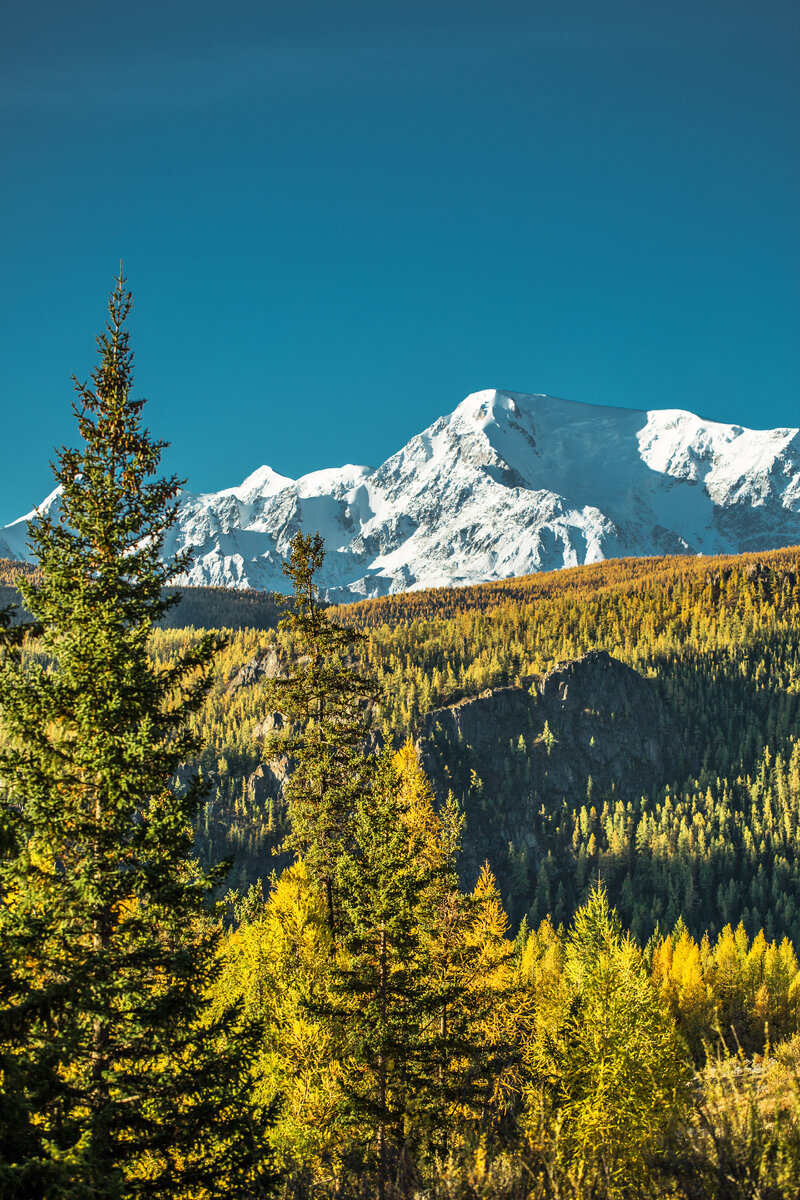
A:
[{"left": 3, "top": 391, "right": 799, "bottom": 602}]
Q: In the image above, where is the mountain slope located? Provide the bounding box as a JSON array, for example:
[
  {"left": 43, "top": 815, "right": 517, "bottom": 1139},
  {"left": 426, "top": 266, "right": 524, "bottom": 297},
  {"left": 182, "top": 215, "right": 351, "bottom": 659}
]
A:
[{"left": 4, "top": 391, "right": 799, "bottom": 601}]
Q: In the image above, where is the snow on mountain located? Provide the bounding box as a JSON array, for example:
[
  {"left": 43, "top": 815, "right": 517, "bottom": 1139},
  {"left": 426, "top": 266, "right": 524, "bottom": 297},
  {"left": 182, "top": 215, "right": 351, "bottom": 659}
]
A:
[
  {"left": 0, "top": 486, "right": 63, "bottom": 561},
  {"left": 4, "top": 391, "right": 800, "bottom": 602}
]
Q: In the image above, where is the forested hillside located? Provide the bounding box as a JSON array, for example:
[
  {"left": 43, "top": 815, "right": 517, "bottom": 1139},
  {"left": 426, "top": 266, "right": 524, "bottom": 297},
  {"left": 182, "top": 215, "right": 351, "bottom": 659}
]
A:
[
  {"left": 6, "top": 537, "right": 800, "bottom": 1196},
  {"left": 0, "top": 558, "right": 283, "bottom": 630},
  {"left": 340, "top": 548, "right": 800, "bottom": 945},
  {"left": 8, "top": 547, "right": 799, "bottom": 942},
  {"left": 136, "top": 548, "right": 800, "bottom": 951}
]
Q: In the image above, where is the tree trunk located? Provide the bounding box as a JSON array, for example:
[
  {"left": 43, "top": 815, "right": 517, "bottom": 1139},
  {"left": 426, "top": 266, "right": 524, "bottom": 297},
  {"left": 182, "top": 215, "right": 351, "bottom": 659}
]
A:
[
  {"left": 90, "top": 790, "right": 112, "bottom": 1184},
  {"left": 378, "top": 921, "right": 387, "bottom": 1200}
]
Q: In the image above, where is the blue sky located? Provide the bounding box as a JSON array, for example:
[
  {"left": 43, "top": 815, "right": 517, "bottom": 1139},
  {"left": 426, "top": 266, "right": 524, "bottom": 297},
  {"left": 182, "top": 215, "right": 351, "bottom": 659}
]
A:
[{"left": 1, "top": 0, "right": 798, "bottom": 525}]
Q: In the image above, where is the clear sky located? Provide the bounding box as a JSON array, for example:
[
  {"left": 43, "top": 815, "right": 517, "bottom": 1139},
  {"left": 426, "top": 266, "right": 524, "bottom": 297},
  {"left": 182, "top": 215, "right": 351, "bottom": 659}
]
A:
[{"left": 1, "top": 0, "right": 798, "bottom": 525}]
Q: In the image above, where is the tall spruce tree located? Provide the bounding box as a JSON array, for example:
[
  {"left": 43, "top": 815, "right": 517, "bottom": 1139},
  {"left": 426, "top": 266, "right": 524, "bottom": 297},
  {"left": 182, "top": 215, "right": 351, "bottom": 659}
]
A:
[
  {"left": 0, "top": 275, "right": 274, "bottom": 1198},
  {"left": 266, "top": 531, "right": 377, "bottom": 935}
]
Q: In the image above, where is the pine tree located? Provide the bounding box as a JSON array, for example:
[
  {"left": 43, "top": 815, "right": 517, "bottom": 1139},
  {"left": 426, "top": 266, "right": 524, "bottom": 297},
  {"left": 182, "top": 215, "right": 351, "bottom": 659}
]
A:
[
  {"left": 266, "top": 531, "right": 377, "bottom": 935},
  {"left": 0, "top": 274, "right": 274, "bottom": 1198}
]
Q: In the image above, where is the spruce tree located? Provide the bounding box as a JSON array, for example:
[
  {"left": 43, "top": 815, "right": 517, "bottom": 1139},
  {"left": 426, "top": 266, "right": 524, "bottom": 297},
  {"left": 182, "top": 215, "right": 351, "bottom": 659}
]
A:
[
  {"left": 266, "top": 531, "right": 377, "bottom": 935},
  {"left": 0, "top": 274, "right": 274, "bottom": 1198}
]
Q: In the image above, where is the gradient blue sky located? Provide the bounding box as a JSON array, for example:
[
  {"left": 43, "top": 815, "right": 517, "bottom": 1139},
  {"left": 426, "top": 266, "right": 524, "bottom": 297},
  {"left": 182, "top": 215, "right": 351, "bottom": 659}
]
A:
[{"left": 2, "top": 0, "right": 798, "bottom": 524}]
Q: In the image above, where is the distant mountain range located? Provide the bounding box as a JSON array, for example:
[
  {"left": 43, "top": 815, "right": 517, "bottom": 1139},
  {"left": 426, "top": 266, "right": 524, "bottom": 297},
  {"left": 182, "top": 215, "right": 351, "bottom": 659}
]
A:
[{"left": 3, "top": 390, "right": 799, "bottom": 602}]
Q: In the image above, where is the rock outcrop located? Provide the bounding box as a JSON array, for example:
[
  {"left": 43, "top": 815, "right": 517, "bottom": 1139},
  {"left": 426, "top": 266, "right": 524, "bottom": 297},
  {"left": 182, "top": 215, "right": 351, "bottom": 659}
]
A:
[
  {"left": 214, "top": 648, "right": 682, "bottom": 909},
  {"left": 226, "top": 645, "right": 286, "bottom": 694},
  {"left": 416, "top": 650, "right": 681, "bottom": 887}
]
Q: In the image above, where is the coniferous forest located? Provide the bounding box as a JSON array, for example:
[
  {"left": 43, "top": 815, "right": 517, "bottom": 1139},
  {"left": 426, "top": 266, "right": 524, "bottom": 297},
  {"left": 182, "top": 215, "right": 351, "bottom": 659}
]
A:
[
  {"left": 1, "top": 281, "right": 800, "bottom": 1198},
  {"left": 130, "top": 544, "right": 800, "bottom": 955}
]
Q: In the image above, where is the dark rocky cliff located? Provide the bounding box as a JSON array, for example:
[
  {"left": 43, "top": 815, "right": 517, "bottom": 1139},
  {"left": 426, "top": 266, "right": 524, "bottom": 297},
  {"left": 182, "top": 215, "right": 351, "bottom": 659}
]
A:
[
  {"left": 208, "top": 648, "right": 682, "bottom": 917},
  {"left": 416, "top": 650, "right": 682, "bottom": 898}
]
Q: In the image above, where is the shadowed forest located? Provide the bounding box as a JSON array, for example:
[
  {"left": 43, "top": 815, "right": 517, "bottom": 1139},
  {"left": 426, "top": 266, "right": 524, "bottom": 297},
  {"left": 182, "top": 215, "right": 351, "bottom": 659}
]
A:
[{"left": 54, "top": 545, "right": 796, "bottom": 953}]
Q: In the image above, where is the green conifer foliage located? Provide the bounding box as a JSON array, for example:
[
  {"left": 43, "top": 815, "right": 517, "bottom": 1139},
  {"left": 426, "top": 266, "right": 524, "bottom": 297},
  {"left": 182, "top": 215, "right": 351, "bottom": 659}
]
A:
[
  {"left": 266, "top": 531, "right": 378, "bottom": 934},
  {"left": 331, "top": 750, "right": 442, "bottom": 1199},
  {"left": 0, "top": 275, "right": 274, "bottom": 1199}
]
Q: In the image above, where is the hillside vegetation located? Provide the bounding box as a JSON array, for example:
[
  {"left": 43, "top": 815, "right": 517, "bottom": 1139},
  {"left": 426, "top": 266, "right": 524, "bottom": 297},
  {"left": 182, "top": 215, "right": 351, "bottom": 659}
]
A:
[
  {"left": 335, "top": 548, "right": 800, "bottom": 947},
  {"left": 8, "top": 547, "right": 800, "bottom": 944},
  {"left": 6, "top": 543, "right": 800, "bottom": 1196},
  {"left": 0, "top": 559, "right": 283, "bottom": 630},
  {"left": 130, "top": 548, "right": 800, "bottom": 952}
]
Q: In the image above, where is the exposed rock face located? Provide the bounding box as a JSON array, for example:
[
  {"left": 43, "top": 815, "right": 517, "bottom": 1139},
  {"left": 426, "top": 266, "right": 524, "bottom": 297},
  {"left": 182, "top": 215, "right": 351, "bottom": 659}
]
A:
[
  {"left": 213, "top": 648, "right": 682, "bottom": 910},
  {"left": 252, "top": 710, "right": 290, "bottom": 739},
  {"left": 247, "top": 756, "right": 293, "bottom": 806},
  {"left": 416, "top": 650, "right": 681, "bottom": 886},
  {"left": 535, "top": 650, "right": 682, "bottom": 788},
  {"left": 226, "top": 646, "right": 285, "bottom": 694}
]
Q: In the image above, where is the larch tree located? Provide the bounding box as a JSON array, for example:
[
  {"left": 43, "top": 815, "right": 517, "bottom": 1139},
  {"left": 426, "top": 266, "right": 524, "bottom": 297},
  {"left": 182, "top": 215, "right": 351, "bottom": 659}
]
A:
[
  {"left": 526, "top": 884, "right": 690, "bottom": 1196},
  {"left": 331, "top": 749, "right": 443, "bottom": 1199},
  {"left": 0, "top": 274, "right": 274, "bottom": 1199}
]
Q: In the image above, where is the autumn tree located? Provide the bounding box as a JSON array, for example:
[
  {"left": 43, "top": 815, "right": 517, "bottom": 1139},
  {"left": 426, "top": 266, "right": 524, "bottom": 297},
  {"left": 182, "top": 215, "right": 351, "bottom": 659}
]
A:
[
  {"left": 525, "top": 885, "right": 690, "bottom": 1195},
  {"left": 212, "top": 861, "right": 344, "bottom": 1186}
]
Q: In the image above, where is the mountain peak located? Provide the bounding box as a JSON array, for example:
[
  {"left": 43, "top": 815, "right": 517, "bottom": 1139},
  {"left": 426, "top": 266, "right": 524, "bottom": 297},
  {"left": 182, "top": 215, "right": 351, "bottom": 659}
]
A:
[
  {"left": 234, "top": 465, "right": 295, "bottom": 498},
  {"left": 4, "top": 391, "right": 799, "bottom": 599}
]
